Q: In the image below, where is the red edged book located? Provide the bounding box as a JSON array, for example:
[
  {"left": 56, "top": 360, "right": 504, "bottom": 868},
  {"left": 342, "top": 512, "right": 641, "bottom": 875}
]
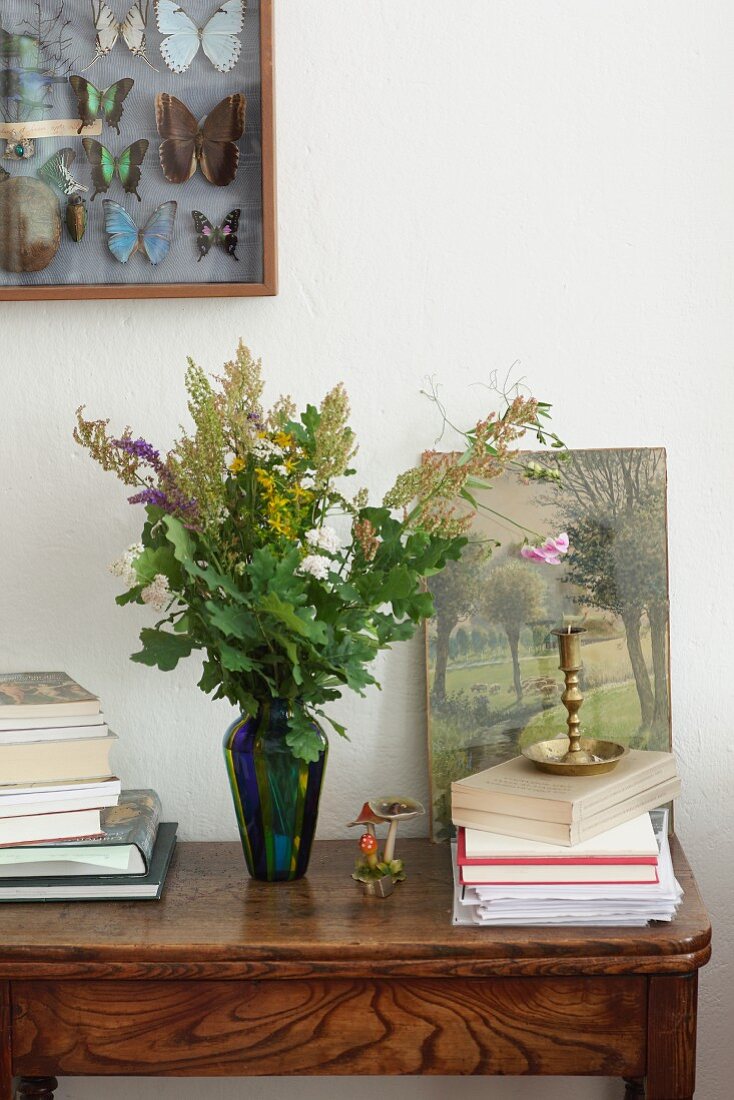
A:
[{"left": 457, "top": 813, "right": 660, "bottom": 886}]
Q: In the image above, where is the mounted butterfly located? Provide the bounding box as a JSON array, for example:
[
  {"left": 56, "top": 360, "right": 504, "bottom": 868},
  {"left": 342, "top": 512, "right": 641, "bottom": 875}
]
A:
[
  {"left": 192, "top": 208, "right": 240, "bottom": 260},
  {"left": 0, "top": 0, "right": 275, "bottom": 301},
  {"left": 155, "top": 92, "right": 245, "bottom": 186},
  {"left": 83, "top": 138, "right": 149, "bottom": 200},
  {"left": 103, "top": 199, "right": 177, "bottom": 264},
  {"left": 69, "top": 76, "right": 134, "bottom": 135},
  {"left": 82, "top": 1, "right": 157, "bottom": 71},
  {"left": 155, "top": 0, "right": 244, "bottom": 74}
]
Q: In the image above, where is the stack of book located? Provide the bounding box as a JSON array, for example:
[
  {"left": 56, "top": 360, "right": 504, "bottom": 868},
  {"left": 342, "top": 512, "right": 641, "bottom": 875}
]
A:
[
  {"left": 0, "top": 671, "right": 120, "bottom": 843},
  {"left": 451, "top": 749, "right": 683, "bottom": 927},
  {"left": 0, "top": 791, "right": 177, "bottom": 901},
  {"left": 0, "top": 673, "right": 177, "bottom": 901}
]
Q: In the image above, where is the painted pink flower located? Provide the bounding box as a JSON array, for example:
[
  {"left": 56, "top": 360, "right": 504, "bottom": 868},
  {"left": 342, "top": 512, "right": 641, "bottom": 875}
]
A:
[{"left": 520, "top": 532, "right": 569, "bottom": 566}]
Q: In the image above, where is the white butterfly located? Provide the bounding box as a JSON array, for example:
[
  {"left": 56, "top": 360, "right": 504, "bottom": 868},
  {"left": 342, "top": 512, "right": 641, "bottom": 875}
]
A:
[
  {"left": 155, "top": 0, "right": 244, "bottom": 74},
  {"left": 82, "top": 0, "right": 157, "bottom": 71}
]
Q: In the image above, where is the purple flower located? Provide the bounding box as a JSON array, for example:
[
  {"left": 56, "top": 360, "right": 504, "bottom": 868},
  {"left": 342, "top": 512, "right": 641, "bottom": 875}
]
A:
[
  {"left": 520, "top": 532, "right": 569, "bottom": 566},
  {"left": 128, "top": 486, "right": 198, "bottom": 520},
  {"left": 113, "top": 437, "right": 163, "bottom": 472},
  {"left": 128, "top": 487, "right": 168, "bottom": 508}
]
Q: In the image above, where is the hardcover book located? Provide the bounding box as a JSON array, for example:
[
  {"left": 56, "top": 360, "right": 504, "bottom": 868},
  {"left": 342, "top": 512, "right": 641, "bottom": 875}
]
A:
[
  {"left": 451, "top": 750, "right": 678, "bottom": 823},
  {"left": 0, "top": 822, "right": 177, "bottom": 902},
  {"left": 452, "top": 775, "right": 681, "bottom": 846},
  {"left": 0, "top": 789, "right": 161, "bottom": 876},
  {"left": 0, "top": 712, "right": 106, "bottom": 733},
  {"left": 458, "top": 852, "right": 659, "bottom": 886},
  {"left": 0, "top": 720, "right": 108, "bottom": 744},
  {"left": 0, "top": 673, "right": 99, "bottom": 719},
  {"left": 0, "top": 808, "right": 103, "bottom": 847},
  {"left": 0, "top": 777, "right": 121, "bottom": 813},
  {"left": 456, "top": 814, "right": 660, "bottom": 885},
  {"left": 460, "top": 811, "right": 659, "bottom": 863},
  {"left": 0, "top": 732, "right": 117, "bottom": 785}
]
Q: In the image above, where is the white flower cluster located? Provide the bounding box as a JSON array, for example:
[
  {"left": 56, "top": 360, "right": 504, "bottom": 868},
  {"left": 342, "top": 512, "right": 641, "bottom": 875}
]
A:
[
  {"left": 305, "top": 526, "right": 340, "bottom": 554},
  {"left": 297, "top": 555, "right": 331, "bottom": 581},
  {"left": 108, "top": 543, "right": 144, "bottom": 588},
  {"left": 252, "top": 437, "right": 283, "bottom": 460},
  {"left": 140, "top": 573, "right": 171, "bottom": 611},
  {"left": 215, "top": 505, "right": 230, "bottom": 525}
]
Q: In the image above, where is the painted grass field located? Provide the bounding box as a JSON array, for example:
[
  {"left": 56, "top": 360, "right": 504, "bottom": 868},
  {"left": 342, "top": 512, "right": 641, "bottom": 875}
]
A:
[{"left": 442, "top": 635, "right": 645, "bottom": 700}]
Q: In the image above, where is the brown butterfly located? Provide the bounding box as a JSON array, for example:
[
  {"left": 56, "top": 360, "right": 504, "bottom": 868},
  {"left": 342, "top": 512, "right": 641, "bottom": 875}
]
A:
[{"left": 155, "top": 92, "right": 246, "bottom": 187}]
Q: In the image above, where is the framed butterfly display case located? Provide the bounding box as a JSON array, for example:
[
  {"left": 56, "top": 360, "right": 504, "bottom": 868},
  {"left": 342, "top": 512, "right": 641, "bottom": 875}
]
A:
[{"left": 0, "top": 0, "right": 275, "bottom": 300}]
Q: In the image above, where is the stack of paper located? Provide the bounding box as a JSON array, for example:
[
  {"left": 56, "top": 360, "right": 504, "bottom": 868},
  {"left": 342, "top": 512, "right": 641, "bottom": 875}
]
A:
[{"left": 453, "top": 809, "right": 683, "bottom": 927}]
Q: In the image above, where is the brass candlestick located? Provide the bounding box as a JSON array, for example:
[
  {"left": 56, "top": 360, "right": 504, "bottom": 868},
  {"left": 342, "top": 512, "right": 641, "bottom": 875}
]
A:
[
  {"left": 522, "top": 626, "right": 627, "bottom": 776},
  {"left": 554, "top": 626, "right": 587, "bottom": 760}
]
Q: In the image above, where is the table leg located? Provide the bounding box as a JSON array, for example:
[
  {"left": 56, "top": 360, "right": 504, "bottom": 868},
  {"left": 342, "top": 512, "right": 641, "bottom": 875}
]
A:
[
  {"left": 15, "top": 1080, "right": 58, "bottom": 1099},
  {"left": 644, "top": 972, "right": 698, "bottom": 1100},
  {"left": 0, "top": 984, "right": 11, "bottom": 1100}
]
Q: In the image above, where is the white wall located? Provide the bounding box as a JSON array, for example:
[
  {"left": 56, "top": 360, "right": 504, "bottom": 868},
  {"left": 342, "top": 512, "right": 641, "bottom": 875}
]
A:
[{"left": 2, "top": 1, "right": 731, "bottom": 1097}]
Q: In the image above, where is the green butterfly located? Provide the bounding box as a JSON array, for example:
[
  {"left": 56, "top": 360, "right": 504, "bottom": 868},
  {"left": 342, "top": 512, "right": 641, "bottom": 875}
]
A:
[
  {"left": 82, "top": 138, "right": 149, "bottom": 201},
  {"left": 69, "top": 76, "right": 134, "bottom": 135}
]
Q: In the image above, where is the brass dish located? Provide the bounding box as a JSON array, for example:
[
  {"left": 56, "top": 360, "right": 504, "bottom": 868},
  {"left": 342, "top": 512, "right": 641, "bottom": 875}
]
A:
[{"left": 522, "top": 736, "right": 628, "bottom": 776}]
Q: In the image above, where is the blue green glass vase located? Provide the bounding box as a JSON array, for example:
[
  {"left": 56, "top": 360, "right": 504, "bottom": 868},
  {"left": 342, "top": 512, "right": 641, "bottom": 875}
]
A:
[{"left": 223, "top": 698, "right": 328, "bottom": 882}]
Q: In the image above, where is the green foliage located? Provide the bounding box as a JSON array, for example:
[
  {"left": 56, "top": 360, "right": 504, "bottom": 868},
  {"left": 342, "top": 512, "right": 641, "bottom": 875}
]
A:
[
  {"left": 78, "top": 344, "right": 561, "bottom": 760},
  {"left": 352, "top": 857, "right": 406, "bottom": 884}
]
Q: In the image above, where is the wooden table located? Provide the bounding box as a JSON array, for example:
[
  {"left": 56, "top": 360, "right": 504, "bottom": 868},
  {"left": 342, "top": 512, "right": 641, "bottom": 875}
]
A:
[{"left": 0, "top": 838, "right": 710, "bottom": 1100}]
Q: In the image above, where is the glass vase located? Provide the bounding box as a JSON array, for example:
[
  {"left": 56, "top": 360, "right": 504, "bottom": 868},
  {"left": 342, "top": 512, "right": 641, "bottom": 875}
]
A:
[{"left": 223, "top": 698, "right": 328, "bottom": 882}]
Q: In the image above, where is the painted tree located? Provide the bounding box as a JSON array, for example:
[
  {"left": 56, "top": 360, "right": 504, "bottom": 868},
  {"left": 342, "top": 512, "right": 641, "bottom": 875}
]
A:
[
  {"left": 480, "top": 561, "right": 545, "bottom": 703},
  {"left": 428, "top": 543, "right": 485, "bottom": 701},
  {"left": 455, "top": 627, "right": 470, "bottom": 659},
  {"left": 546, "top": 450, "right": 669, "bottom": 736}
]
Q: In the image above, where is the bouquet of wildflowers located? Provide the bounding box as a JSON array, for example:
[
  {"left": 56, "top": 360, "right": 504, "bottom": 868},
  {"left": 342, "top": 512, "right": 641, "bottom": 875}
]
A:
[{"left": 74, "top": 343, "right": 563, "bottom": 761}]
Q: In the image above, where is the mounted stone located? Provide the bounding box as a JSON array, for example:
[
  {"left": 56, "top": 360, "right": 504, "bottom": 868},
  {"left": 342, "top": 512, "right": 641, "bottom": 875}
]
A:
[{"left": 0, "top": 169, "right": 62, "bottom": 272}]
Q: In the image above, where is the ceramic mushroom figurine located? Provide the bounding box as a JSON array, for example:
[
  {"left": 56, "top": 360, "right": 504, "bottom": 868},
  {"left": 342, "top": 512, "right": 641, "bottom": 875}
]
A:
[
  {"left": 348, "top": 796, "right": 424, "bottom": 898},
  {"left": 346, "top": 802, "right": 386, "bottom": 838},
  {"left": 368, "top": 796, "right": 425, "bottom": 863}
]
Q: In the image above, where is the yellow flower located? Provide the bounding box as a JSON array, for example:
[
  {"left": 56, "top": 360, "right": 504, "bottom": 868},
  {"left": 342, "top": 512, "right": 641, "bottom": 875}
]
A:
[
  {"left": 274, "top": 431, "right": 294, "bottom": 449},
  {"left": 255, "top": 467, "right": 275, "bottom": 491},
  {"left": 292, "top": 484, "right": 314, "bottom": 505},
  {"left": 229, "top": 456, "right": 245, "bottom": 473},
  {"left": 269, "top": 513, "right": 295, "bottom": 537},
  {"left": 268, "top": 493, "right": 290, "bottom": 513}
]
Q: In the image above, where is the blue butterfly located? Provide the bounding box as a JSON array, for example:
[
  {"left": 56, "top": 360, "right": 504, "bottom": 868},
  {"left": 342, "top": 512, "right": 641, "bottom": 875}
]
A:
[{"left": 102, "top": 199, "right": 177, "bottom": 264}]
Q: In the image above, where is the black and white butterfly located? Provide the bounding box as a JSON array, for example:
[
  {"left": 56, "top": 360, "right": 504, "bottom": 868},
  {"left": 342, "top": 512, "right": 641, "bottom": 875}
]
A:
[
  {"left": 191, "top": 209, "right": 240, "bottom": 261},
  {"left": 82, "top": 0, "right": 156, "bottom": 71}
]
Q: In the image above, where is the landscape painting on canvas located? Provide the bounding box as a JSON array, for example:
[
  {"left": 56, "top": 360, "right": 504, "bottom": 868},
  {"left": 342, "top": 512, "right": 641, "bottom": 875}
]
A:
[{"left": 425, "top": 448, "right": 671, "bottom": 840}]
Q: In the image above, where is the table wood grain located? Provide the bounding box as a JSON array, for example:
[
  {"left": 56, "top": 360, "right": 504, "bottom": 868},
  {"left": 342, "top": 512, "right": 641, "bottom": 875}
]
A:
[{"left": 0, "top": 838, "right": 711, "bottom": 1100}]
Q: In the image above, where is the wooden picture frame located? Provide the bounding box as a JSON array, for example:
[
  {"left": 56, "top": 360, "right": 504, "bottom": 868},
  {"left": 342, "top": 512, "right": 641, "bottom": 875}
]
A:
[{"left": 0, "top": 0, "right": 276, "bottom": 301}]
